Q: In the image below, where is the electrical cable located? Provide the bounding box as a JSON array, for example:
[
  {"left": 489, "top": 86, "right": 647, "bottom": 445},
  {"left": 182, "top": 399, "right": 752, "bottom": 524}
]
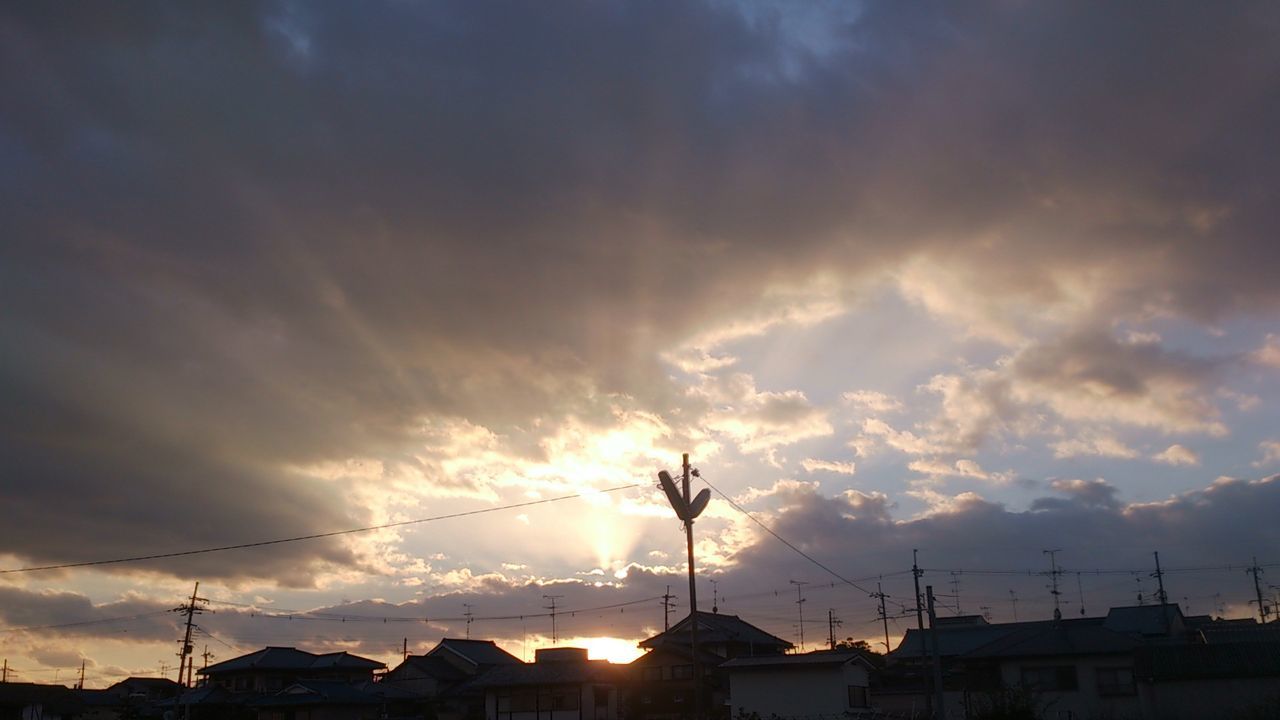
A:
[{"left": 0, "top": 483, "right": 639, "bottom": 574}]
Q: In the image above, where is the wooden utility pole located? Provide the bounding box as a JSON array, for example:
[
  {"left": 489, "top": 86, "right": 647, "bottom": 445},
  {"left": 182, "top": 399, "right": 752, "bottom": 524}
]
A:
[
  {"left": 875, "top": 582, "right": 891, "bottom": 653},
  {"left": 912, "top": 550, "right": 931, "bottom": 718},
  {"left": 827, "top": 609, "right": 842, "bottom": 650},
  {"left": 1248, "top": 557, "right": 1269, "bottom": 623},
  {"left": 661, "top": 586, "right": 676, "bottom": 631},
  {"left": 174, "top": 582, "right": 208, "bottom": 687},
  {"left": 926, "top": 586, "right": 945, "bottom": 720},
  {"left": 682, "top": 453, "right": 703, "bottom": 720}
]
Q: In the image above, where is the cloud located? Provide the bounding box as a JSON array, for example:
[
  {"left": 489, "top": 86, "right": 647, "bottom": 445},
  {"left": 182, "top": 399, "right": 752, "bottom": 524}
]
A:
[
  {"left": 841, "top": 391, "right": 904, "bottom": 413},
  {"left": 1051, "top": 430, "right": 1139, "bottom": 460},
  {"left": 1255, "top": 441, "right": 1280, "bottom": 469},
  {"left": 1251, "top": 334, "right": 1280, "bottom": 368},
  {"left": 1153, "top": 444, "right": 1200, "bottom": 466},
  {"left": 2, "top": 0, "right": 1279, "bottom": 603},
  {"left": 800, "top": 458, "right": 856, "bottom": 475}
]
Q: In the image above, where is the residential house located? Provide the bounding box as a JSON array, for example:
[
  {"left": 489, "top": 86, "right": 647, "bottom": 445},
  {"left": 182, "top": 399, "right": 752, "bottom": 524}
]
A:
[
  {"left": 197, "top": 648, "right": 385, "bottom": 695},
  {"left": 251, "top": 680, "right": 421, "bottom": 720},
  {"left": 382, "top": 638, "right": 524, "bottom": 720},
  {"left": 721, "top": 650, "right": 875, "bottom": 719},
  {"left": 630, "top": 612, "right": 792, "bottom": 720},
  {"left": 1134, "top": 633, "right": 1280, "bottom": 719},
  {"left": 0, "top": 683, "right": 84, "bottom": 720},
  {"left": 469, "top": 648, "right": 622, "bottom": 720}
]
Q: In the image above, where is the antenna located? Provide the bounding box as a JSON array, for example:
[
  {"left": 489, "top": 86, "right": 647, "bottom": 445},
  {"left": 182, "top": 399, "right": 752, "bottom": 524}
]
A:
[
  {"left": 791, "top": 580, "right": 809, "bottom": 652},
  {"left": 463, "top": 604, "right": 475, "bottom": 639},
  {"left": 1009, "top": 590, "right": 1019, "bottom": 622},
  {"left": 1043, "top": 550, "right": 1063, "bottom": 620},
  {"left": 660, "top": 586, "right": 677, "bottom": 631},
  {"left": 949, "top": 572, "right": 962, "bottom": 615},
  {"left": 542, "top": 595, "right": 564, "bottom": 643}
]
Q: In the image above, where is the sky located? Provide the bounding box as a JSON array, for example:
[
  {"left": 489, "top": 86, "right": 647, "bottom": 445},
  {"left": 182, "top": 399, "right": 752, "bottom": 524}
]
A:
[{"left": 3, "top": 0, "right": 1280, "bottom": 686}]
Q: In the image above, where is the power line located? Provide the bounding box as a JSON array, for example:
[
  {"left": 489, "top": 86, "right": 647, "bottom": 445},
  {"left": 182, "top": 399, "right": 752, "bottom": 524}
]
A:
[
  {"left": 0, "top": 484, "right": 639, "bottom": 574},
  {"left": 0, "top": 610, "right": 174, "bottom": 635},
  {"left": 696, "top": 473, "right": 877, "bottom": 596}
]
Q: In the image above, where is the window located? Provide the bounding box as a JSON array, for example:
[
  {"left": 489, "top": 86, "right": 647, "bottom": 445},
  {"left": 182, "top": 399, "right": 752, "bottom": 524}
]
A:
[
  {"left": 1096, "top": 667, "right": 1135, "bottom": 696},
  {"left": 1020, "top": 666, "right": 1078, "bottom": 692},
  {"left": 670, "top": 664, "right": 694, "bottom": 680},
  {"left": 847, "top": 685, "right": 868, "bottom": 708}
]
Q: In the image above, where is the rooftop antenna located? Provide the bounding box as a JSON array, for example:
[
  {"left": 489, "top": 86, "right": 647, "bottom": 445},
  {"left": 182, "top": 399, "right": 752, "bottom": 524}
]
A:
[
  {"left": 463, "top": 604, "right": 474, "bottom": 639},
  {"left": 1043, "top": 550, "right": 1063, "bottom": 621},
  {"left": 1009, "top": 590, "right": 1019, "bottom": 622},
  {"left": 542, "top": 595, "right": 563, "bottom": 643},
  {"left": 791, "top": 580, "right": 809, "bottom": 651}
]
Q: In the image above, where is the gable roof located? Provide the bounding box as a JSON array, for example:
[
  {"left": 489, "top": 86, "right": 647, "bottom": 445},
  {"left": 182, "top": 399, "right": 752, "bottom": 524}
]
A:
[
  {"left": 199, "top": 647, "right": 384, "bottom": 675},
  {"left": 639, "top": 612, "right": 793, "bottom": 652},
  {"left": 963, "top": 620, "right": 1138, "bottom": 659},
  {"left": 427, "top": 638, "right": 523, "bottom": 667},
  {"left": 1102, "top": 604, "right": 1184, "bottom": 636},
  {"left": 386, "top": 654, "right": 471, "bottom": 683}
]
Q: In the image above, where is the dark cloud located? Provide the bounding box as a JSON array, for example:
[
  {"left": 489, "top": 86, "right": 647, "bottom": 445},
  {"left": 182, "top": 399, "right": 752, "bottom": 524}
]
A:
[{"left": 3, "top": 0, "right": 1280, "bottom": 580}]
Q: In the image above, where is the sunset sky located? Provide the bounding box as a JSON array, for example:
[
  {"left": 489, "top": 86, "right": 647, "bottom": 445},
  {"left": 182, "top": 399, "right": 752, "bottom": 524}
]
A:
[{"left": 3, "top": 1, "right": 1280, "bottom": 685}]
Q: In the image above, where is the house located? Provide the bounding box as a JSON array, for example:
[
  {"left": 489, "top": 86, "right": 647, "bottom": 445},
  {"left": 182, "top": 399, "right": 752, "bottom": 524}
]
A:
[
  {"left": 0, "top": 683, "right": 84, "bottom": 720},
  {"left": 197, "top": 647, "right": 385, "bottom": 695},
  {"left": 630, "top": 612, "right": 792, "bottom": 720},
  {"left": 469, "top": 648, "right": 622, "bottom": 720},
  {"left": 721, "top": 650, "right": 875, "bottom": 718},
  {"left": 1134, "top": 637, "right": 1280, "bottom": 719},
  {"left": 381, "top": 638, "right": 524, "bottom": 720},
  {"left": 250, "top": 680, "right": 421, "bottom": 720}
]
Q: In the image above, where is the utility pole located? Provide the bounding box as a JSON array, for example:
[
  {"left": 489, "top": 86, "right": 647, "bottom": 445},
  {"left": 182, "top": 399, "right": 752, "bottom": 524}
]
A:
[
  {"left": 791, "top": 580, "right": 809, "bottom": 651},
  {"left": 926, "top": 586, "right": 946, "bottom": 720},
  {"left": 173, "top": 582, "right": 208, "bottom": 687},
  {"left": 873, "top": 583, "right": 890, "bottom": 652},
  {"left": 78, "top": 660, "right": 85, "bottom": 689},
  {"left": 1009, "top": 590, "right": 1019, "bottom": 621},
  {"left": 1247, "top": 557, "right": 1269, "bottom": 623},
  {"left": 1153, "top": 552, "right": 1169, "bottom": 605},
  {"left": 463, "top": 604, "right": 474, "bottom": 639},
  {"left": 402, "top": 638, "right": 408, "bottom": 662},
  {"left": 827, "top": 609, "right": 843, "bottom": 650},
  {"left": 912, "top": 550, "right": 932, "bottom": 719},
  {"left": 710, "top": 579, "right": 719, "bottom": 614},
  {"left": 202, "top": 647, "right": 214, "bottom": 671},
  {"left": 656, "top": 455, "right": 711, "bottom": 720},
  {"left": 2, "top": 658, "right": 7, "bottom": 683},
  {"left": 949, "top": 572, "right": 962, "bottom": 615},
  {"left": 1076, "top": 573, "right": 1087, "bottom": 616},
  {"left": 661, "top": 586, "right": 677, "bottom": 631},
  {"left": 1043, "top": 550, "right": 1063, "bottom": 621},
  {"left": 542, "top": 595, "right": 564, "bottom": 643}
]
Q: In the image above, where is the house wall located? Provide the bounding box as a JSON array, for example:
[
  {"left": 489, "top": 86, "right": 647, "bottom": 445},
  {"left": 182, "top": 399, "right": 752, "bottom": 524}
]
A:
[
  {"left": 380, "top": 666, "right": 441, "bottom": 696},
  {"left": 727, "top": 664, "right": 869, "bottom": 719},
  {"left": 486, "top": 684, "right": 617, "bottom": 720},
  {"left": 994, "top": 655, "right": 1140, "bottom": 720},
  {"left": 1138, "top": 677, "right": 1280, "bottom": 720}
]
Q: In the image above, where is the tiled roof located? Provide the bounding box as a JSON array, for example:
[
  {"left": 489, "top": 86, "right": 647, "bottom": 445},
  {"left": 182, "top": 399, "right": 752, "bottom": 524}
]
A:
[
  {"left": 639, "top": 612, "right": 793, "bottom": 652},
  {"left": 430, "top": 638, "right": 524, "bottom": 667},
  {"left": 251, "top": 681, "right": 382, "bottom": 707},
  {"left": 963, "top": 621, "right": 1137, "bottom": 659},
  {"left": 1135, "top": 641, "right": 1280, "bottom": 681},
  {"left": 1102, "top": 604, "right": 1184, "bottom": 636},
  {"left": 199, "top": 647, "right": 384, "bottom": 675},
  {"left": 390, "top": 654, "right": 471, "bottom": 682}
]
